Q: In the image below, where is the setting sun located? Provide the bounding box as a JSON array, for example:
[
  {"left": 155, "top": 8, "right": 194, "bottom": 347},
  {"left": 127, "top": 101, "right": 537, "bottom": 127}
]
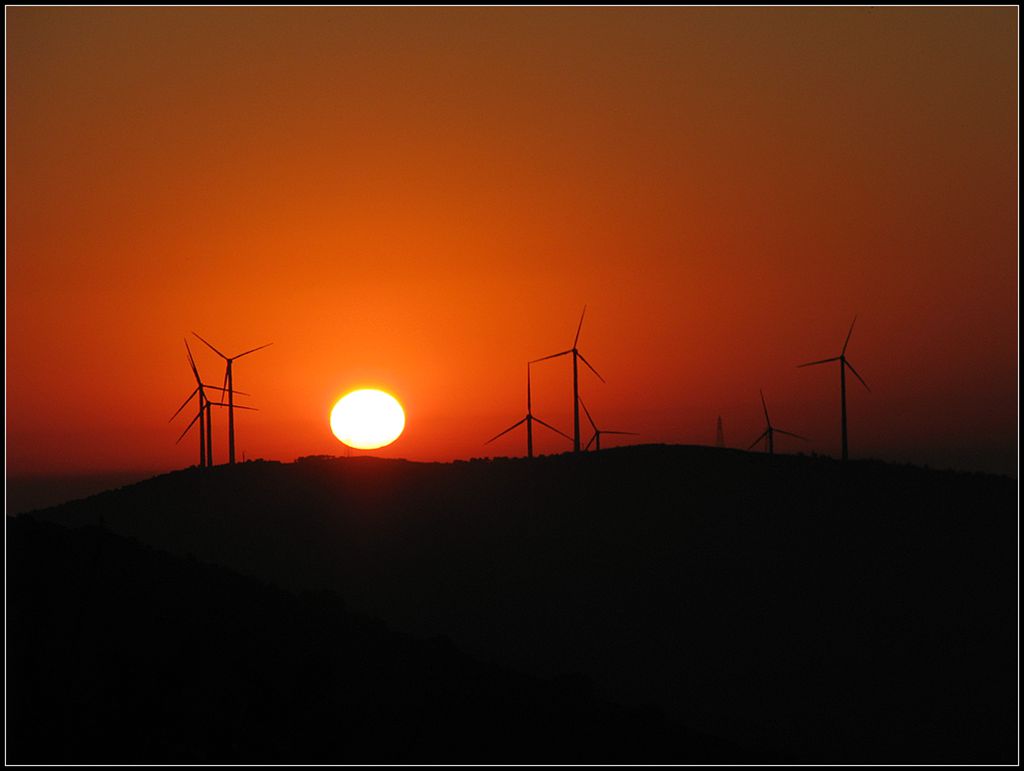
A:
[{"left": 329, "top": 389, "right": 406, "bottom": 450}]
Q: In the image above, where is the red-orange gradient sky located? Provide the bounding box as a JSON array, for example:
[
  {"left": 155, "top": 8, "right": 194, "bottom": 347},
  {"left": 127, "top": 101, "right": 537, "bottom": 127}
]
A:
[{"left": 6, "top": 7, "right": 1018, "bottom": 478}]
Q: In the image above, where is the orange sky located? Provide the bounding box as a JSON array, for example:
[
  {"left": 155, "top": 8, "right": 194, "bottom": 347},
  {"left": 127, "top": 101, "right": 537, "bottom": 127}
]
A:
[{"left": 6, "top": 7, "right": 1018, "bottom": 477}]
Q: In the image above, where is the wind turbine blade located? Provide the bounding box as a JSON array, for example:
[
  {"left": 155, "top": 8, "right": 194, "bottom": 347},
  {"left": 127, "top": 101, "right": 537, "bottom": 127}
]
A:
[
  {"left": 192, "top": 332, "right": 228, "bottom": 360},
  {"left": 573, "top": 305, "right": 587, "bottom": 348},
  {"left": 774, "top": 429, "right": 807, "bottom": 440},
  {"left": 234, "top": 342, "right": 273, "bottom": 359},
  {"left": 185, "top": 339, "right": 203, "bottom": 386},
  {"left": 842, "top": 315, "right": 858, "bottom": 355},
  {"left": 530, "top": 349, "right": 572, "bottom": 364},
  {"left": 527, "top": 364, "right": 532, "bottom": 412},
  {"left": 602, "top": 431, "right": 639, "bottom": 436},
  {"left": 176, "top": 410, "right": 202, "bottom": 443},
  {"left": 747, "top": 430, "right": 768, "bottom": 451},
  {"left": 485, "top": 418, "right": 527, "bottom": 445},
  {"left": 585, "top": 433, "right": 596, "bottom": 451},
  {"left": 169, "top": 387, "right": 199, "bottom": 422},
  {"left": 797, "top": 356, "right": 840, "bottom": 368},
  {"left": 577, "top": 352, "right": 606, "bottom": 383},
  {"left": 208, "top": 402, "right": 259, "bottom": 411},
  {"left": 203, "top": 384, "right": 249, "bottom": 396},
  {"left": 533, "top": 416, "right": 572, "bottom": 441},
  {"left": 221, "top": 366, "right": 229, "bottom": 398},
  {"left": 759, "top": 389, "right": 770, "bottom": 423},
  {"left": 845, "top": 359, "right": 871, "bottom": 392},
  {"left": 578, "top": 397, "right": 598, "bottom": 432}
]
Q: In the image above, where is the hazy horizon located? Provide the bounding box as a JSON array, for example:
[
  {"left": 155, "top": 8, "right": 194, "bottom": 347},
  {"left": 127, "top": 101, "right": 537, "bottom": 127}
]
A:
[{"left": 6, "top": 440, "right": 1017, "bottom": 517}]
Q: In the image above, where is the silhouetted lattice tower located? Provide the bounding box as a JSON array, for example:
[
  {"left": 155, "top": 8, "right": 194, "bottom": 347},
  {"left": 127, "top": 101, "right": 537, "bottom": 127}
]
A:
[{"left": 716, "top": 415, "right": 725, "bottom": 448}]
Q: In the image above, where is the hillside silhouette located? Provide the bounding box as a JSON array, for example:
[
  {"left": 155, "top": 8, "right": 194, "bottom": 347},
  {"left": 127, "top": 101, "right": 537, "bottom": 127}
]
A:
[
  {"left": 17, "top": 444, "right": 1017, "bottom": 763},
  {"left": 8, "top": 516, "right": 748, "bottom": 764}
]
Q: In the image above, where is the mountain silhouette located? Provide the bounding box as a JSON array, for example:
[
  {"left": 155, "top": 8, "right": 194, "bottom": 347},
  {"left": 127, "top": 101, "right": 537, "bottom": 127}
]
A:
[
  {"left": 15, "top": 444, "right": 1016, "bottom": 763},
  {"left": 8, "top": 516, "right": 752, "bottom": 764}
]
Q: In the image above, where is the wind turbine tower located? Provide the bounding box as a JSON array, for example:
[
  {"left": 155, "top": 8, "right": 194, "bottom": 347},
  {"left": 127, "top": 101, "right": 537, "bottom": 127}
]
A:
[
  {"left": 530, "top": 305, "right": 605, "bottom": 453},
  {"left": 486, "top": 363, "right": 571, "bottom": 458},
  {"left": 798, "top": 316, "right": 870, "bottom": 461},
  {"left": 170, "top": 339, "right": 237, "bottom": 467},
  {"left": 193, "top": 332, "right": 272, "bottom": 465},
  {"left": 175, "top": 399, "right": 258, "bottom": 460}
]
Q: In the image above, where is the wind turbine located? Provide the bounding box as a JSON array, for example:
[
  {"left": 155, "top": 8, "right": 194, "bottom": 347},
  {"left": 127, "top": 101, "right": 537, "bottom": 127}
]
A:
[
  {"left": 170, "top": 375, "right": 207, "bottom": 467},
  {"left": 192, "top": 332, "right": 272, "bottom": 465},
  {"left": 485, "top": 363, "right": 571, "bottom": 458},
  {"left": 169, "top": 340, "right": 247, "bottom": 467},
  {"left": 579, "top": 398, "right": 638, "bottom": 452},
  {"left": 530, "top": 305, "right": 605, "bottom": 453},
  {"left": 747, "top": 389, "right": 805, "bottom": 455},
  {"left": 798, "top": 316, "right": 870, "bottom": 461}
]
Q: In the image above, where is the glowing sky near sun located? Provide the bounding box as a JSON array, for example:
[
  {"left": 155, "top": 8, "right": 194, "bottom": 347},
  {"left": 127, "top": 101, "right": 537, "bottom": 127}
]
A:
[{"left": 5, "top": 6, "right": 1018, "bottom": 477}]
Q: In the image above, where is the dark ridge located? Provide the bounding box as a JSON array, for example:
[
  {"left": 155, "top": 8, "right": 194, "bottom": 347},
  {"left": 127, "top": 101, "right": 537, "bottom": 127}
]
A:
[
  {"left": 7, "top": 516, "right": 757, "bottom": 764},
  {"left": 21, "top": 444, "right": 1018, "bottom": 763}
]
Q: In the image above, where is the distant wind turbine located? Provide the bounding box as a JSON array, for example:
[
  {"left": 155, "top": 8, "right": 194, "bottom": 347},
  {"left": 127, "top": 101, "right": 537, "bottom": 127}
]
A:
[
  {"left": 797, "top": 316, "right": 870, "bottom": 461},
  {"left": 530, "top": 305, "right": 605, "bottom": 453},
  {"left": 486, "top": 364, "right": 571, "bottom": 458},
  {"left": 748, "top": 389, "right": 805, "bottom": 455},
  {"left": 192, "top": 332, "right": 272, "bottom": 465},
  {"left": 579, "top": 398, "right": 638, "bottom": 452},
  {"left": 169, "top": 339, "right": 243, "bottom": 467}
]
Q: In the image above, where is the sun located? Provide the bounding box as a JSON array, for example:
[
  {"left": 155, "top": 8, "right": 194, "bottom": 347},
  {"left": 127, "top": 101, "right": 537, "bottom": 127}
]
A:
[{"left": 330, "top": 389, "right": 406, "bottom": 450}]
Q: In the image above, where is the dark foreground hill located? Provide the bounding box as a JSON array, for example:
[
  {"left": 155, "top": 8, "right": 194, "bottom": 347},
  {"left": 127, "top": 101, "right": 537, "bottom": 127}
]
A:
[
  {"left": 19, "top": 444, "right": 1018, "bottom": 763},
  {"left": 8, "top": 517, "right": 749, "bottom": 764}
]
